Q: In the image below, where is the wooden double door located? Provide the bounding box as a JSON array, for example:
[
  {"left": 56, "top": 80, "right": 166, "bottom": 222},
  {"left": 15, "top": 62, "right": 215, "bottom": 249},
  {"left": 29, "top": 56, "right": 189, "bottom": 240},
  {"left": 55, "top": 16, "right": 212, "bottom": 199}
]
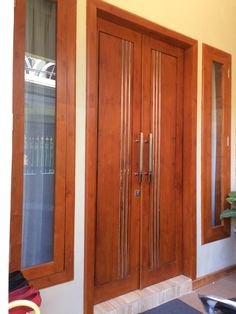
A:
[{"left": 94, "top": 18, "right": 184, "bottom": 304}]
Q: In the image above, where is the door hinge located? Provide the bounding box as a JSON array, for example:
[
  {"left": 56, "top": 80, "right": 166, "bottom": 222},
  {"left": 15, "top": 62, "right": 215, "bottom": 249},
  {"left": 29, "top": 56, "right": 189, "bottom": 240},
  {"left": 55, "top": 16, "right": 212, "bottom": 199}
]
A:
[{"left": 228, "top": 68, "right": 230, "bottom": 79}]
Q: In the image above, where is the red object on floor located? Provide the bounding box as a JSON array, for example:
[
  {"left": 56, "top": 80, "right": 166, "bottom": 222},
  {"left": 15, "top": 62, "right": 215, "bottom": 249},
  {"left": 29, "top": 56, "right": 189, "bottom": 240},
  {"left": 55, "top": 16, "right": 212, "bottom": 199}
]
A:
[{"left": 9, "top": 286, "right": 41, "bottom": 314}]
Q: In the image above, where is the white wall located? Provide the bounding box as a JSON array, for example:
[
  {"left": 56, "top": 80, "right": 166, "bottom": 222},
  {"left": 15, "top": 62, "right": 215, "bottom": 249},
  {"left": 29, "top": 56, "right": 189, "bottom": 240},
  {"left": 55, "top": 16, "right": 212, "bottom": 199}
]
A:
[{"left": 0, "top": 0, "right": 14, "bottom": 313}]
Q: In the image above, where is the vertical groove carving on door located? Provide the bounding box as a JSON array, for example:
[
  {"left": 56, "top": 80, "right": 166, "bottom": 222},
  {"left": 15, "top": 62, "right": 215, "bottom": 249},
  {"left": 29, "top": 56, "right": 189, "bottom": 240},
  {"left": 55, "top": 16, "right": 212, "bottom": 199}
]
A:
[
  {"left": 118, "top": 40, "right": 132, "bottom": 279},
  {"left": 150, "top": 50, "right": 161, "bottom": 270}
]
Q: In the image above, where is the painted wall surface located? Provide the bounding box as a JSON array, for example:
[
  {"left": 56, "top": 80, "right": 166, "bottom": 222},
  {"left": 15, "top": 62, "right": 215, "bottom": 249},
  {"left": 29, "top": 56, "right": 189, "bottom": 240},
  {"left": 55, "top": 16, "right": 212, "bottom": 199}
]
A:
[
  {"left": 0, "top": 0, "right": 14, "bottom": 313},
  {"left": 2, "top": 1, "right": 236, "bottom": 314}
]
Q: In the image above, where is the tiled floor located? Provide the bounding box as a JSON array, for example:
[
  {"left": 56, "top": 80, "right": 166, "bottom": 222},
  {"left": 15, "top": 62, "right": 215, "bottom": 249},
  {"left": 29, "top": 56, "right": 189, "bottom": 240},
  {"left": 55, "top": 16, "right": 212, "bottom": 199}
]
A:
[{"left": 179, "top": 272, "right": 236, "bottom": 313}]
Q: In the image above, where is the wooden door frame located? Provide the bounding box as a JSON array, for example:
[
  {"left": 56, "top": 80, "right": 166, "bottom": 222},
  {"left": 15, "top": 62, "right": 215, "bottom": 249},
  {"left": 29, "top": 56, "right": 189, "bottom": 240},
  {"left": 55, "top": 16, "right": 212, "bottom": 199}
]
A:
[{"left": 85, "top": 1, "right": 198, "bottom": 313}]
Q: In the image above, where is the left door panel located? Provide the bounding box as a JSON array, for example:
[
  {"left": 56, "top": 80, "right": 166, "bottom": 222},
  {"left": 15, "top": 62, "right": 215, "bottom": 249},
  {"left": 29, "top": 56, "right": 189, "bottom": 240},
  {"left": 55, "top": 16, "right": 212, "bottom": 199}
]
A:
[{"left": 94, "top": 18, "right": 142, "bottom": 303}]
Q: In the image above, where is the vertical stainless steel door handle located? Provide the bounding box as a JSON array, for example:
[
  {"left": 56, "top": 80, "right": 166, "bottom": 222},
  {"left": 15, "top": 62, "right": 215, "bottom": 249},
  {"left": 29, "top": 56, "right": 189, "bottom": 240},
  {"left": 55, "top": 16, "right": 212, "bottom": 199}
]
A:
[
  {"left": 148, "top": 133, "right": 153, "bottom": 182},
  {"left": 139, "top": 132, "right": 143, "bottom": 183},
  {"left": 135, "top": 132, "right": 143, "bottom": 183}
]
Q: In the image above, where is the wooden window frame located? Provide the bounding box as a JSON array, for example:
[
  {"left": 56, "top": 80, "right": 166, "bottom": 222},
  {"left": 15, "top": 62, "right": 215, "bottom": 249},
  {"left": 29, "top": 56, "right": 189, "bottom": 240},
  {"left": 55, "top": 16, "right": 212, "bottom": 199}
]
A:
[
  {"left": 85, "top": 0, "right": 198, "bottom": 313},
  {"left": 10, "top": 0, "right": 76, "bottom": 289},
  {"left": 201, "top": 44, "right": 231, "bottom": 244}
]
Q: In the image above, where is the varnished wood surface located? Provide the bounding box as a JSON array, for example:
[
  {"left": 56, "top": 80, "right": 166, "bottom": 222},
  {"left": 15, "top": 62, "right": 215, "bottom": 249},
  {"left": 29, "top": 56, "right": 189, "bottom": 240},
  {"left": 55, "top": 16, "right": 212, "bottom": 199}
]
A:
[
  {"left": 10, "top": 0, "right": 76, "bottom": 289},
  {"left": 182, "top": 43, "right": 197, "bottom": 280},
  {"left": 141, "top": 36, "right": 184, "bottom": 288},
  {"left": 84, "top": 1, "right": 98, "bottom": 312},
  {"left": 85, "top": 1, "right": 198, "bottom": 312},
  {"left": 94, "top": 18, "right": 141, "bottom": 304},
  {"left": 201, "top": 44, "right": 231, "bottom": 244},
  {"left": 94, "top": 18, "right": 185, "bottom": 302},
  {"left": 10, "top": 0, "right": 26, "bottom": 272}
]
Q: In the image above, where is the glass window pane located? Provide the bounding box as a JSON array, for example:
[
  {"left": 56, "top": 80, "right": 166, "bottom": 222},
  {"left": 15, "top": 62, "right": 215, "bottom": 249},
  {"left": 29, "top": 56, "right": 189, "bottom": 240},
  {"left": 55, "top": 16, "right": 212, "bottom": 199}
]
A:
[
  {"left": 211, "top": 61, "right": 223, "bottom": 227},
  {"left": 22, "top": 0, "right": 56, "bottom": 268}
]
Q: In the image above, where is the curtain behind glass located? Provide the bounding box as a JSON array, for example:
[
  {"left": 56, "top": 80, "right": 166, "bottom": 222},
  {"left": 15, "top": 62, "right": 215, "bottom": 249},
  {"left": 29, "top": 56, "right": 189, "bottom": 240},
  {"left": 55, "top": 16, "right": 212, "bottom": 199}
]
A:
[
  {"left": 26, "top": 0, "right": 56, "bottom": 60},
  {"left": 22, "top": 0, "right": 56, "bottom": 269}
]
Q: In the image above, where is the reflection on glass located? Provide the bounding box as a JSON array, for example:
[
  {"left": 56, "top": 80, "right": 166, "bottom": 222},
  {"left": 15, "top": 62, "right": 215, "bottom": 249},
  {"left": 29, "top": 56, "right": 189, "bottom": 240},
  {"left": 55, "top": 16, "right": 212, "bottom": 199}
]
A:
[
  {"left": 22, "top": 0, "right": 56, "bottom": 268},
  {"left": 211, "top": 62, "right": 223, "bottom": 227}
]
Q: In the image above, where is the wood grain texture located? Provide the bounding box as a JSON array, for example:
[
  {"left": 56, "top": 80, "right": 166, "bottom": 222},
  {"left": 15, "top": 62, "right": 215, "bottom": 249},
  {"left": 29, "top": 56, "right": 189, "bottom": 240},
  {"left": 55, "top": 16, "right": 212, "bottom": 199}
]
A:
[
  {"left": 85, "top": 1, "right": 198, "bottom": 312},
  {"left": 141, "top": 36, "right": 184, "bottom": 288},
  {"left": 93, "top": 18, "right": 141, "bottom": 304},
  {"left": 10, "top": 0, "right": 76, "bottom": 289},
  {"left": 10, "top": 0, "right": 26, "bottom": 272},
  {"left": 84, "top": 0, "right": 98, "bottom": 312},
  {"left": 95, "top": 32, "right": 124, "bottom": 285},
  {"left": 159, "top": 53, "right": 179, "bottom": 267},
  {"left": 182, "top": 43, "right": 197, "bottom": 280},
  {"left": 201, "top": 44, "right": 231, "bottom": 244}
]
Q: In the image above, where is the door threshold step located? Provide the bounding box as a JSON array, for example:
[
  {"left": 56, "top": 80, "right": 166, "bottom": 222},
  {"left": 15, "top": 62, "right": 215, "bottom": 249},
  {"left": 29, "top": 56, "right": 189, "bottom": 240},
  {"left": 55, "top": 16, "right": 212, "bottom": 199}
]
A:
[{"left": 94, "top": 275, "right": 192, "bottom": 314}]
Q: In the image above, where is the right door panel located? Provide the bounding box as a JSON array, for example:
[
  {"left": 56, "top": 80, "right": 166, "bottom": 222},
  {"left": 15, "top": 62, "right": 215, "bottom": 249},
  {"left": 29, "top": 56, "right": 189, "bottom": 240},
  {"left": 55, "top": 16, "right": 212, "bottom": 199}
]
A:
[{"left": 141, "top": 36, "right": 184, "bottom": 287}]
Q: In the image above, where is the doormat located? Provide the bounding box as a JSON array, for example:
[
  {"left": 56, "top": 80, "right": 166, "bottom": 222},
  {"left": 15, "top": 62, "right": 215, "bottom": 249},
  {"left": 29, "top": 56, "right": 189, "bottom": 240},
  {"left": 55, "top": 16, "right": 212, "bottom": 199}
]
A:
[{"left": 141, "top": 299, "right": 202, "bottom": 314}]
